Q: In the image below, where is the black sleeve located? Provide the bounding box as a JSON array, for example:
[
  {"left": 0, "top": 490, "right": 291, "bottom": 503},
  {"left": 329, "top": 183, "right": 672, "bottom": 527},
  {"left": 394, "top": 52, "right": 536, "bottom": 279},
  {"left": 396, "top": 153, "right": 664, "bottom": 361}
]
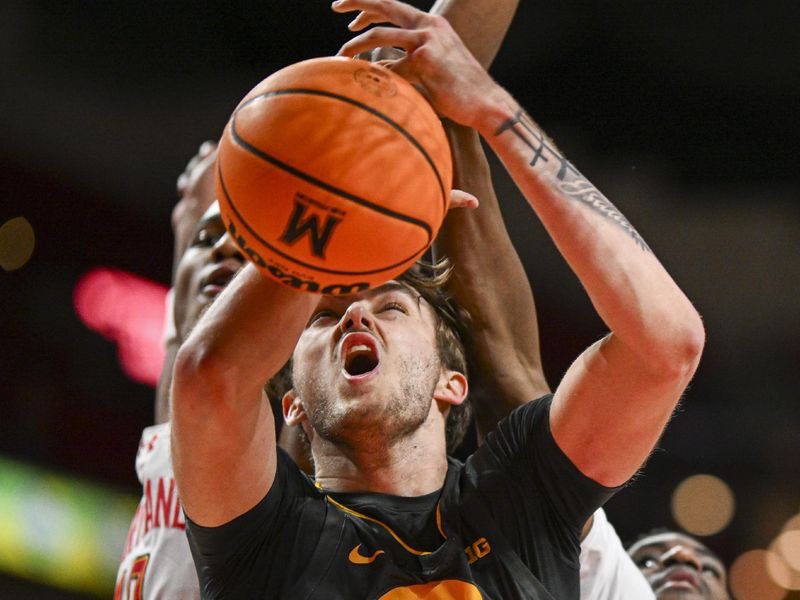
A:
[
  {"left": 185, "top": 449, "right": 322, "bottom": 598},
  {"left": 465, "top": 395, "right": 621, "bottom": 566}
]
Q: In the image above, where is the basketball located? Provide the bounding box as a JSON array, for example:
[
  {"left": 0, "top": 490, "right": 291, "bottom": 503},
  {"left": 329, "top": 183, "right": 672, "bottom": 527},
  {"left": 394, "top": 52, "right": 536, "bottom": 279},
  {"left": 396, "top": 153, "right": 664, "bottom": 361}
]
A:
[{"left": 215, "top": 56, "right": 452, "bottom": 295}]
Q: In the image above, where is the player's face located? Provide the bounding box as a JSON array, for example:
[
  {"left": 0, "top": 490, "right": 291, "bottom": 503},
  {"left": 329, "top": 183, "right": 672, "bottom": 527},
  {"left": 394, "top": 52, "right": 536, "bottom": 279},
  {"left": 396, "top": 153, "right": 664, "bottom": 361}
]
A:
[
  {"left": 290, "top": 281, "right": 447, "bottom": 448},
  {"left": 628, "top": 532, "right": 729, "bottom": 599},
  {"left": 173, "top": 203, "right": 244, "bottom": 341}
]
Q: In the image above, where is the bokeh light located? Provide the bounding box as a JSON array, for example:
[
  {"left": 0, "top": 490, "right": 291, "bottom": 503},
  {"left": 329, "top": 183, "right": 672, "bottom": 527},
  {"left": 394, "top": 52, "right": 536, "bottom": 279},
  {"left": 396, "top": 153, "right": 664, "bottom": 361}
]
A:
[
  {"left": 729, "top": 550, "right": 786, "bottom": 600},
  {"left": 73, "top": 267, "right": 167, "bottom": 386},
  {"left": 767, "top": 531, "right": 800, "bottom": 590},
  {"left": 775, "top": 530, "right": 800, "bottom": 572},
  {"left": 671, "top": 474, "right": 735, "bottom": 536},
  {"left": 0, "top": 216, "right": 35, "bottom": 271}
]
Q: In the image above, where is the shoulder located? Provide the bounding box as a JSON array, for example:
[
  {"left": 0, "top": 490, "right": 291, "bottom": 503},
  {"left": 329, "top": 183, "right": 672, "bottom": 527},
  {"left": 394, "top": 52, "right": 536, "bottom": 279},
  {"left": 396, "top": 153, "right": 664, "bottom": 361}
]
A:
[
  {"left": 467, "top": 394, "right": 554, "bottom": 469},
  {"left": 135, "top": 422, "right": 174, "bottom": 480}
]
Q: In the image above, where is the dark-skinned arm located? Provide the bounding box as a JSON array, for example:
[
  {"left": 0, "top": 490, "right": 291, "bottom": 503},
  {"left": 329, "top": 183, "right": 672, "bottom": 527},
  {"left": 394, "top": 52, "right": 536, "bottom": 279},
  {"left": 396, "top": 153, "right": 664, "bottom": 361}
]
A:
[
  {"left": 436, "top": 123, "right": 550, "bottom": 442},
  {"left": 430, "top": 0, "right": 550, "bottom": 440}
]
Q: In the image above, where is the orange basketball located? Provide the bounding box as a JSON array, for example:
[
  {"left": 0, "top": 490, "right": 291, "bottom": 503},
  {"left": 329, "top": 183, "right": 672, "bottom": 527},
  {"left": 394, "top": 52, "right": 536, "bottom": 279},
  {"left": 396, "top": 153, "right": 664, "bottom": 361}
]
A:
[{"left": 215, "top": 56, "right": 452, "bottom": 295}]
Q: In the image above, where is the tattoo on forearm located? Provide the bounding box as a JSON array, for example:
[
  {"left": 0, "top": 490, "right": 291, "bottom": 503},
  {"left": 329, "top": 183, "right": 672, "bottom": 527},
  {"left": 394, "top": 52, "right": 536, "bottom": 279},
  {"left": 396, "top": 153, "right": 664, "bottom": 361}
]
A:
[{"left": 495, "top": 109, "right": 650, "bottom": 252}]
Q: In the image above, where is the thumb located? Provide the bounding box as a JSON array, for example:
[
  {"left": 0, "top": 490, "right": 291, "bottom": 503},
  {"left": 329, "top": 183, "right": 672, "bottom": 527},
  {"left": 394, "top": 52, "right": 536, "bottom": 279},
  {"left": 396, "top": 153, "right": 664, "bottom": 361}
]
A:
[{"left": 448, "top": 189, "right": 479, "bottom": 210}]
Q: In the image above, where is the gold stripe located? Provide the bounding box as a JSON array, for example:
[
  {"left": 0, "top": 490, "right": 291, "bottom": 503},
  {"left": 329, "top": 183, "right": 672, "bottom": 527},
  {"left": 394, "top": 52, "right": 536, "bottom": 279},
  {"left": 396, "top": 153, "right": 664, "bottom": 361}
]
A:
[
  {"left": 435, "top": 502, "right": 447, "bottom": 540},
  {"left": 326, "top": 495, "right": 436, "bottom": 556}
]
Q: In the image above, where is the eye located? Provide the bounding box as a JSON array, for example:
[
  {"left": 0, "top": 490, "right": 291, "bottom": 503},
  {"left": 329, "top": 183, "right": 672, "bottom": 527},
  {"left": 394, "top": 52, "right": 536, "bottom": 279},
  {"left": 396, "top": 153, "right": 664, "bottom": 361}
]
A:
[
  {"left": 635, "top": 556, "right": 658, "bottom": 570},
  {"left": 192, "top": 228, "right": 218, "bottom": 248},
  {"left": 380, "top": 301, "right": 407, "bottom": 314},
  {"left": 701, "top": 564, "right": 721, "bottom": 578}
]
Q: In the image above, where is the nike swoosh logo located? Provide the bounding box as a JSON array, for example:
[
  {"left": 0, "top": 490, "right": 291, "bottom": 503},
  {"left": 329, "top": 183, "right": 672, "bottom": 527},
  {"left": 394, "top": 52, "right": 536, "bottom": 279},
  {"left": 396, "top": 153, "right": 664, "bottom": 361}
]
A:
[{"left": 348, "top": 544, "right": 385, "bottom": 565}]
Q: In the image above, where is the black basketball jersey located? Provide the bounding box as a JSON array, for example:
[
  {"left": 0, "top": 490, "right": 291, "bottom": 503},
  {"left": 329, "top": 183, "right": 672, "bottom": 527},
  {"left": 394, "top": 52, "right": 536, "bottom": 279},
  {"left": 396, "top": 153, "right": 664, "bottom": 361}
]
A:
[{"left": 187, "top": 395, "right": 618, "bottom": 599}]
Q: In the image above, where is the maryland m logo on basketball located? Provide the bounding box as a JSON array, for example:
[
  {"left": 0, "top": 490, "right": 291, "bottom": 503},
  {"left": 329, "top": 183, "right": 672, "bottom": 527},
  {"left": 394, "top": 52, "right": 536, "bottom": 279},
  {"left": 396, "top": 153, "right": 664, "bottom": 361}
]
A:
[{"left": 279, "top": 194, "right": 344, "bottom": 259}]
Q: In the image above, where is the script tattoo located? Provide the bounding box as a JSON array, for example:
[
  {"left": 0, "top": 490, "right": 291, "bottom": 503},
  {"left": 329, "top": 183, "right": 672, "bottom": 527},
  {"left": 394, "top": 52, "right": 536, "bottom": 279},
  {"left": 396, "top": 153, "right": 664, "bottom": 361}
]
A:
[{"left": 495, "top": 109, "right": 650, "bottom": 252}]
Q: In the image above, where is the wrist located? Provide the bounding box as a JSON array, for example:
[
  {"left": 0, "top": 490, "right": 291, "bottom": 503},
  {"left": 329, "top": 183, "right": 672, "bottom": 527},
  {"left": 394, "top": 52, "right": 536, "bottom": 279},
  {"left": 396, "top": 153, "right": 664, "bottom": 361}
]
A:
[{"left": 469, "top": 86, "right": 519, "bottom": 138}]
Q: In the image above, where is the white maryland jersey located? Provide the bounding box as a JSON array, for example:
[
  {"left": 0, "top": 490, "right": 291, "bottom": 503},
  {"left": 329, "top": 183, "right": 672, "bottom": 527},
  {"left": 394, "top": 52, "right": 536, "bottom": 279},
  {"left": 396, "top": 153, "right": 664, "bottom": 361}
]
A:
[
  {"left": 579, "top": 508, "right": 655, "bottom": 600},
  {"left": 115, "top": 423, "right": 199, "bottom": 600}
]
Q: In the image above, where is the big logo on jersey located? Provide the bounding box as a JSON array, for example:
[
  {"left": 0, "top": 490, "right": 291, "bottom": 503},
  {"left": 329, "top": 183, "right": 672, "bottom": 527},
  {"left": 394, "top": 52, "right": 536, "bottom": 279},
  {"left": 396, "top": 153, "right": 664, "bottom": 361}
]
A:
[{"left": 379, "top": 580, "right": 483, "bottom": 599}]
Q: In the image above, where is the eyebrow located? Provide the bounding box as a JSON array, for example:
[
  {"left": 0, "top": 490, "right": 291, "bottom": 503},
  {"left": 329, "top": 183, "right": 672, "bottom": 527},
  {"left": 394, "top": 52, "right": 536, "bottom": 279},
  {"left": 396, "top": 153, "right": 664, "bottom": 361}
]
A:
[
  {"left": 368, "top": 281, "right": 415, "bottom": 298},
  {"left": 369, "top": 281, "right": 424, "bottom": 309},
  {"left": 325, "top": 281, "right": 423, "bottom": 313}
]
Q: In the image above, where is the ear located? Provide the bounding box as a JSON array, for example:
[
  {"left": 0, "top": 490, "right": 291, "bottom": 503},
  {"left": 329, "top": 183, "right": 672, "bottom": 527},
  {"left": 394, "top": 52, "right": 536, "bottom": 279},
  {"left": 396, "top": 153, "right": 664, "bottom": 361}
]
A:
[
  {"left": 282, "top": 389, "right": 307, "bottom": 427},
  {"left": 433, "top": 369, "right": 468, "bottom": 407}
]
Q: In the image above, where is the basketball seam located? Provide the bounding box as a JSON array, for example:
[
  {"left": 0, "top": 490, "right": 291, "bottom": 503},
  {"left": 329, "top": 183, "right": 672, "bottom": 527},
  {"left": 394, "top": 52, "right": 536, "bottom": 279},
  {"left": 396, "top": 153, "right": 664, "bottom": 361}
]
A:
[
  {"left": 218, "top": 160, "right": 428, "bottom": 277},
  {"left": 237, "top": 87, "right": 448, "bottom": 221}
]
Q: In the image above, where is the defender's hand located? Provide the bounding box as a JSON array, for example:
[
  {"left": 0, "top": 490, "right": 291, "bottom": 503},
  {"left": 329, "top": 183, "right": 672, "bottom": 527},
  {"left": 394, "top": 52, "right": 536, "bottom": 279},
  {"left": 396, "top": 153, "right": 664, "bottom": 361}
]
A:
[{"left": 334, "top": 0, "right": 500, "bottom": 129}]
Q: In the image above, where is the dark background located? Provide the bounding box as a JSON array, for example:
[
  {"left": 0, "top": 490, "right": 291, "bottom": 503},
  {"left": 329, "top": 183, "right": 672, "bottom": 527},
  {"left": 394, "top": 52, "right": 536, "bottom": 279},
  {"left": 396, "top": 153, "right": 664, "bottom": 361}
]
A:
[{"left": 1, "top": 1, "right": 798, "bottom": 597}]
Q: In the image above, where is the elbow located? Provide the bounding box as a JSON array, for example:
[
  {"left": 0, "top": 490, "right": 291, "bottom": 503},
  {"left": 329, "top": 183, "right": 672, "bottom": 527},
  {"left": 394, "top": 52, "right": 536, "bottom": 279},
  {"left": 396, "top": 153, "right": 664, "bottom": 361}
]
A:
[
  {"left": 652, "top": 308, "right": 706, "bottom": 382},
  {"left": 172, "top": 338, "right": 236, "bottom": 420}
]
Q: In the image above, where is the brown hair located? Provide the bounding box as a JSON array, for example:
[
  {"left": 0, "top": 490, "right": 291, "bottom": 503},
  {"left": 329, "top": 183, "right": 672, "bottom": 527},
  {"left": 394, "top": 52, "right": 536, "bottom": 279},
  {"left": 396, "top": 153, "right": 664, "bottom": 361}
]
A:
[{"left": 398, "top": 258, "right": 472, "bottom": 453}]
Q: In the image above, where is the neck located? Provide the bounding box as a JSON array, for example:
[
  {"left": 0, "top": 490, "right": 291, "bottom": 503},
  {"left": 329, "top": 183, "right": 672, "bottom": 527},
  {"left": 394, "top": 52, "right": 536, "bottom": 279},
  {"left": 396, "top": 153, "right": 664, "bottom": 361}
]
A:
[{"left": 311, "top": 407, "right": 449, "bottom": 496}]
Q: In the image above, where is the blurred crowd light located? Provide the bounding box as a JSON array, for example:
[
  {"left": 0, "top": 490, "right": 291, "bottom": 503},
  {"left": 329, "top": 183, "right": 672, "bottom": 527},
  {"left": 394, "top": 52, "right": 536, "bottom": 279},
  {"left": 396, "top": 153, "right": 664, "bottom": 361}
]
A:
[
  {"left": 0, "top": 455, "right": 136, "bottom": 596},
  {"left": 671, "top": 473, "right": 735, "bottom": 536},
  {"left": 73, "top": 267, "right": 167, "bottom": 387},
  {"left": 727, "top": 511, "right": 800, "bottom": 599},
  {"left": 774, "top": 529, "right": 800, "bottom": 573},
  {"left": 0, "top": 216, "right": 35, "bottom": 271},
  {"left": 729, "top": 549, "right": 787, "bottom": 600}
]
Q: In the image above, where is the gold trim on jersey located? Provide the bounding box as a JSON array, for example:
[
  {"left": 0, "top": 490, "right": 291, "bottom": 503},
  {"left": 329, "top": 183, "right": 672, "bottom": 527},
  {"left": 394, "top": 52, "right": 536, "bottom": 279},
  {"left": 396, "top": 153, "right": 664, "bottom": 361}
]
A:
[{"left": 324, "top": 494, "right": 448, "bottom": 556}]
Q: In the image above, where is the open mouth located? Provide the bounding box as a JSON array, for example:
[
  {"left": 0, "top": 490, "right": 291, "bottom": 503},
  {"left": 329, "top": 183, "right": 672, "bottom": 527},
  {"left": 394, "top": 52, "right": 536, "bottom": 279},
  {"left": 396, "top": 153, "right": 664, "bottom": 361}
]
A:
[
  {"left": 341, "top": 333, "right": 380, "bottom": 379},
  {"left": 201, "top": 265, "right": 237, "bottom": 296},
  {"left": 657, "top": 567, "right": 702, "bottom": 592}
]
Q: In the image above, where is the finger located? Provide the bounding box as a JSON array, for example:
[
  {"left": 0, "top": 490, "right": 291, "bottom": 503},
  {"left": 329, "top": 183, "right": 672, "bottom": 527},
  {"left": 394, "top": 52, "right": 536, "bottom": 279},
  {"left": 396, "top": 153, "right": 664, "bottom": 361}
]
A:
[
  {"left": 449, "top": 189, "right": 479, "bottom": 210},
  {"left": 338, "top": 26, "right": 424, "bottom": 57},
  {"left": 176, "top": 172, "right": 188, "bottom": 195},
  {"left": 183, "top": 141, "right": 215, "bottom": 179},
  {"left": 378, "top": 57, "right": 424, "bottom": 89},
  {"left": 347, "top": 10, "right": 382, "bottom": 32},
  {"left": 198, "top": 146, "right": 218, "bottom": 168},
  {"left": 332, "top": 0, "right": 426, "bottom": 29},
  {"left": 198, "top": 140, "right": 217, "bottom": 156}
]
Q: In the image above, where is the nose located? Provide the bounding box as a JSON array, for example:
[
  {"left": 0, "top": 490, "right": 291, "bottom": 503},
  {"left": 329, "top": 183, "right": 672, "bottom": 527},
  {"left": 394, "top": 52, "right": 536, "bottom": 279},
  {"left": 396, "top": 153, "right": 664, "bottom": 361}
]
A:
[
  {"left": 211, "top": 231, "right": 244, "bottom": 263},
  {"left": 661, "top": 544, "right": 702, "bottom": 572},
  {"left": 339, "top": 302, "right": 374, "bottom": 333}
]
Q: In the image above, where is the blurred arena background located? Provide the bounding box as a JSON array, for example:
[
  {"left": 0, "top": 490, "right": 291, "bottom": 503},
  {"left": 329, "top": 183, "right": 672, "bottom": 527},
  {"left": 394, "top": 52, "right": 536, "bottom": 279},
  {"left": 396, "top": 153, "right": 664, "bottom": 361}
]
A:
[{"left": 1, "top": 1, "right": 798, "bottom": 598}]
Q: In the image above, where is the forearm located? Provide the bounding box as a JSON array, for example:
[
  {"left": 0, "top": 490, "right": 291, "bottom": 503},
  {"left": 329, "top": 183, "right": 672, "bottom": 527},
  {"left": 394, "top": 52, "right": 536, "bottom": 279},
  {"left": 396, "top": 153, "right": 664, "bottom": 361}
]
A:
[
  {"left": 171, "top": 264, "right": 317, "bottom": 525},
  {"left": 472, "top": 92, "right": 704, "bottom": 485},
  {"left": 430, "top": 0, "right": 518, "bottom": 68},
  {"left": 435, "top": 122, "right": 549, "bottom": 439},
  {"left": 174, "top": 264, "right": 315, "bottom": 410},
  {"left": 473, "top": 92, "right": 704, "bottom": 367}
]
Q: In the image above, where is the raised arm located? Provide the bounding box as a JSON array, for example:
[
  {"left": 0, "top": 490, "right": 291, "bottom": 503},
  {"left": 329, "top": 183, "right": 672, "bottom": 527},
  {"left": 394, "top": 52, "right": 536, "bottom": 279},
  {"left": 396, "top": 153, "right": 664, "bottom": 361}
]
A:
[
  {"left": 337, "top": 0, "right": 705, "bottom": 487},
  {"left": 430, "top": 0, "right": 549, "bottom": 441},
  {"left": 437, "top": 123, "right": 549, "bottom": 441},
  {"left": 171, "top": 264, "right": 317, "bottom": 526}
]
